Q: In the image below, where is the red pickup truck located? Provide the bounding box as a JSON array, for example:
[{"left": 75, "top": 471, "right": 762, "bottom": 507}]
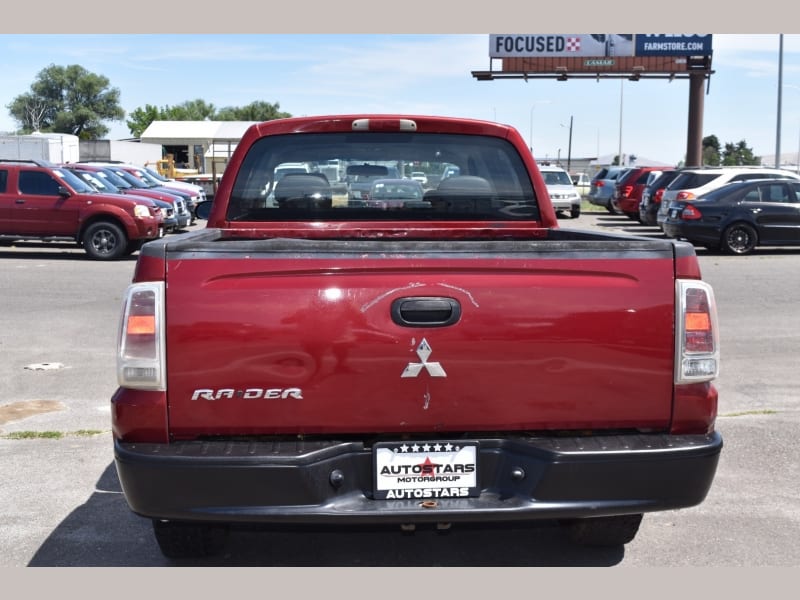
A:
[{"left": 112, "top": 115, "right": 723, "bottom": 559}]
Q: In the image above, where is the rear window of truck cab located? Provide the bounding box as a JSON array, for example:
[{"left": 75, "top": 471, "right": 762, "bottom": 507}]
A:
[{"left": 226, "top": 132, "right": 539, "bottom": 222}]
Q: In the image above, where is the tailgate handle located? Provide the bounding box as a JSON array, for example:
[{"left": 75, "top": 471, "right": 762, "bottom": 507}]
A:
[{"left": 391, "top": 297, "right": 461, "bottom": 327}]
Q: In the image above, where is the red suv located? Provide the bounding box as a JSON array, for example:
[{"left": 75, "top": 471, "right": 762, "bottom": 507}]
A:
[
  {"left": 613, "top": 166, "right": 673, "bottom": 221},
  {"left": 0, "top": 159, "right": 164, "bottom": 259}
]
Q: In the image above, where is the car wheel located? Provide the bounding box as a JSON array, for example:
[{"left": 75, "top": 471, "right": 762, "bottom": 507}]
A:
[
  {"left": 82, "top": 221, "right": 127, "bottom": 260},
  {"left": 570, "top": 205, "right": 581, "bottom": 219},
  {"left": 562, "top": 514, "right": 643, "bottom": 547},
  {"left": 606, "top": 200, "right": 622, "bottom": 215},
  {"left": 152, "top": 520, "right": 229, "bottom": 559},
  {"left": 721, "top": 223, "right": 758, "bottom": 255}
]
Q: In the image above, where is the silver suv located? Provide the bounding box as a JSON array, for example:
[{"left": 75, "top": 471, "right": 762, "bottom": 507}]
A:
[
  {"left": 588, "top": 166, "right": 627, "bottom": 213},
  {"left": 657, "top": 166, "right": 800, "bottom": 229},
  {"left": 539, "top": 164, "right": 582, "bottom": 218}
]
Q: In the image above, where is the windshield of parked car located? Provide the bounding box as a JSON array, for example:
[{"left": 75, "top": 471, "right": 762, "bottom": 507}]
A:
[
  {"left": 667, "top": 172, "right": 719, "bottom": 190},
  {"left": 95, "top": 168, "right": 134, "bottom": 190},
  {"left": 53, "top": 168, "right": 96, "bottom": 193},
  {"left": 72, "top": 170, "right": 112, "bottom": 192},
  {"left": 133, "top": 169, "right": 163, "bottom": 187},
  {"left": 109, "top": 168, "right": 150, "bottom": 189},
  {"left": 227, "top": 132, "right": 538, "bottom": 222},
  {"left": 144, "top": 167, "right": 169, "bottom": 182},
  {"left": 542, "top": 170, "right": 573, "bottom": 186}
]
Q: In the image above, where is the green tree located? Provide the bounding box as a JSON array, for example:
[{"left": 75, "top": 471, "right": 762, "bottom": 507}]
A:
[
  {"left": 161, "top": 99, "right": 217, "bottom": 121},
  {"left": 126, "top": 99, "right": 292, "bottom": 137},
  {"left": 215, "top": 100, "right": 291, "bottom": 121},
  {"left": 721, "top": 140, "right": 760, "bottom": 166},
  {"left": 126, "top": 104, "right": 161, "bottom": 138},
  {"left": 702, "top": 135, "right": 721, "bottom": 166},
  {"left": 7, "top": 64, "right": 125, "bottom": 139}
]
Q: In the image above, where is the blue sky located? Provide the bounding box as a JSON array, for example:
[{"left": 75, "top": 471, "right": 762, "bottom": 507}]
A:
[{"left": 1, "top": 34, "right": 798, "bottom": 167}]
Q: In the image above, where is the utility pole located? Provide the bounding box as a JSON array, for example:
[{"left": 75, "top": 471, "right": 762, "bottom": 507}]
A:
[
  {"left": 567, "top": 115, "right": 573, "bottom": 172},
  {"left": 776, "top": 34, "right": 784, "bottom": 168}
]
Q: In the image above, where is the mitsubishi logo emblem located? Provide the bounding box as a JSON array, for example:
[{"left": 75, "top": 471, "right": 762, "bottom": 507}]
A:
[{"left": 401, "top": 338, "right": 447, "bottom": 378}]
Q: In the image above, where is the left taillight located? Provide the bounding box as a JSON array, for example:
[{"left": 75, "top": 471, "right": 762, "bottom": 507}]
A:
[
  {"left": 117, "top": 282, "right": 166, "bottom": 390},
  {"left": 675, "top": 280, "right": 719, "bottom": 383}
]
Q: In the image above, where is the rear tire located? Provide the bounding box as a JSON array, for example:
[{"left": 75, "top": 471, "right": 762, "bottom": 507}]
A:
[
  {"left": 563, "top": 514, "right": 643, "bottom": 547},
  {"left": 152, "top": 520, "right": 229, "bottom": 559},
  {"left": 82, "top": 221, "right": 126, "bottom": 260},
  {"left": 721, "top": 223, "right": 757, "bottom": 255}
]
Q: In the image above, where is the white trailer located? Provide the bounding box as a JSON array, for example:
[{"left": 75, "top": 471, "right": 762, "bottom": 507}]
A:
[
  {"left": 0, "top": 133, "right": 80, "bottom": 163},
  {"left": 79, "top": 139, "right": 162, "bottom": 167}
]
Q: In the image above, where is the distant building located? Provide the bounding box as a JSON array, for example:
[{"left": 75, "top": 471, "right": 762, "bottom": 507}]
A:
[{"left": 139, "top": 120, "right": 259, "bottom": 176}]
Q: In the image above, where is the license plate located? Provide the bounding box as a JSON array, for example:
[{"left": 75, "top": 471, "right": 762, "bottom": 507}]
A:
[{"left": 373, "top": 441, "right": 479, "bottom": 500}]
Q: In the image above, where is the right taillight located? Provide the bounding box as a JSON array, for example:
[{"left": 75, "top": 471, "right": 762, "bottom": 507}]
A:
[
  {"left": 676, "top": 280, "right": 719, "bottom": 383},
  {"left": 117, "top": 282, "right": 166, "bottom": 390}
]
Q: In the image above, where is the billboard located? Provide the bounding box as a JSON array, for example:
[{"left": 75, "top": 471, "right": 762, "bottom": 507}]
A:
[{"left": 489, "top": 34, "right": 712, "bottom": 59}]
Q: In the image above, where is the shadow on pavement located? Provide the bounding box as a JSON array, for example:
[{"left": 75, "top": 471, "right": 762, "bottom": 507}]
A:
[{"left": 28, "top": 463, "right": 625, "bottom": 567}]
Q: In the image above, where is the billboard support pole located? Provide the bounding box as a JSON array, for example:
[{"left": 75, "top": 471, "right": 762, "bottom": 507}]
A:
[{"left": 686, "top": 73, "right": 706, "bottom": 167}]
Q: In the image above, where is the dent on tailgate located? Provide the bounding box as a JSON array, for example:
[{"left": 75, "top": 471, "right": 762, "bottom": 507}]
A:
[{"left": 163, "top": 244, "right": 676, "bottom": 439}]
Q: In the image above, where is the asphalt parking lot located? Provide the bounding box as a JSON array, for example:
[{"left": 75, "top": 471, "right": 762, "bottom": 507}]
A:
[{"left": 1, "top": 214, "right": 799, "bottom": 567}]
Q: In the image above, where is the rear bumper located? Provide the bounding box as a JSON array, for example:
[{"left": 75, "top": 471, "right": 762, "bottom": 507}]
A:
[
  {"left": 617, "top": 197, "right": 640, "bottom": 214},
  {"left": 115, "top": 431, "right": 722, "bottom": 524}
]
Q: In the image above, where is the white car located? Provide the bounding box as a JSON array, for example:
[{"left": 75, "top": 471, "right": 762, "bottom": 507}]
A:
[
  {"left": 571, "top": 172, "right": 591, "bottom": 197},
  {"left": 539, "top": 164, "right": 582, "bottom": 218},
  {"left": 410, "top": 171, "right": 428, "bottom": 186}
]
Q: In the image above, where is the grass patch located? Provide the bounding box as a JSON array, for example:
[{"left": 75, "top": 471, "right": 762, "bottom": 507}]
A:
[
  {"left": 719, "top": 409, "right": 778, "bottom": 418},
  {"left": 2, "top": 429, "right": 107, "bottom": 440},
  {"left": 73, "top": 429, "right": 105, "bottom": 437},
  {"left": 4, "top": 430, "right": 63, "bottom": 440}
]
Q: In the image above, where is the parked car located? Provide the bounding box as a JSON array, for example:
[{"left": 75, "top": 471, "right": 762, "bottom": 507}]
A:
[
  {"left": 588, "top": 166, "right": 627, "bottom": 213},
  {"left": 540, "top": 164, "right": 582, "bottom": 218},
  {"left": 67, "top": 164, "right": 191, "bottom": 230},
  {"left": 92, "top": 164, "right": 193, "bottom": 228},
  {"left": 612, "top": 166, "right": 673, "bottom": 221},
  {"left": 661, "top": 178, "right": 800, "bottom": 255},
  {"left": 410, "top": 171, "right": 428, "bottom": 186},
  {"left": 0, "top": 159, "right": 163, "bottom": 259},
  {"left": 657, "top": 166, "right": 800, "bottom": 230},
  {"left": 570, "top": 172, "right": 591, "bottom": 197},
  {"left": 346, "top": 163, "right": 401, "bottom": 205},
  {"left": 367, "top": 178, "right": 425, "bottom": 209},
  {"left": 112, "top": 164, "right": 200, "bottom": 224},
  {"left": 65, "top": 166, "right": 180, "bottom": 233},
  {"left": 639, "top": 169, "right": 683, "bottom": 226},
  {"left": 142, "top": 165, "right": 207, "bottom": 201}
]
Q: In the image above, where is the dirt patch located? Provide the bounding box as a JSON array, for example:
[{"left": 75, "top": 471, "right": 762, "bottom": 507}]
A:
[{"left": 0, "top": 400, "right": 66, "bottom": 426}]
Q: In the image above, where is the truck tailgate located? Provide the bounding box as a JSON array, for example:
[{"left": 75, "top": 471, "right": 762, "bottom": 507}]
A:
[{"left": 163, "top": 239, "right": 676, "bottom": 437}]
